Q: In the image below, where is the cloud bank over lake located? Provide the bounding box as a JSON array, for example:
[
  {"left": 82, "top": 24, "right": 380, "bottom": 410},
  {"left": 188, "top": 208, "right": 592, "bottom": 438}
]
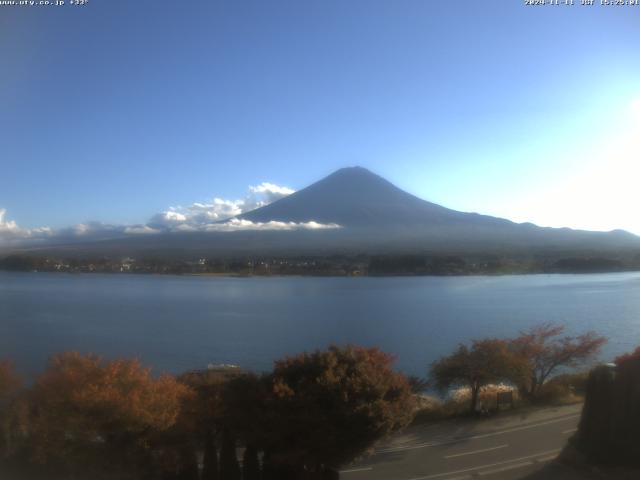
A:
[{"left": 0, "top": 182, "right": 339, "bottom": 246}]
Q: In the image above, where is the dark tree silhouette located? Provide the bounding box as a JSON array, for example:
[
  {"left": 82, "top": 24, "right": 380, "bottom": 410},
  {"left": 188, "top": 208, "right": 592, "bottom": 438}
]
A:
[
  {"left": 202, "top": 429, "right": 219, "bottom": 480},
  {"left": 176, "top": 443, "right": 199, "bottom": 480},
  {"left": 242, "top": 444, "right": 260, "bottom": 480},
  {"left": 219, "top": 427, "right": 241, "bottom": 480}
]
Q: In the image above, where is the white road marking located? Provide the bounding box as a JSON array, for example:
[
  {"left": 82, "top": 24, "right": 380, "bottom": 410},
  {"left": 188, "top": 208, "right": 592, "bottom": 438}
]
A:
[
  {"left": 466, "top": 415, "right": 580, "bottom": 441},
  {"left": 535, "top": 454, "right": 559, "bottom": 462},
  {"left": 407, "top": 448, "right": 560, "bottom": 480},
  {"left": 562, "top": 428, "right": 577, "bottom": 434},
  {"left": 444, "top": 444, "right": 508, "bottom": 459},
  {"left": 479, "top": 453, "right": 557, "bottom": 476},
  {"left": 478, "top": 461, "right": 533, "bottom": 476},
  {"left": 378, "top": 414, "right": 579, "bottom": 453},
  {"left": 378, "top": 441, "right": 441, "bottom": 453},
  {"left": 339, "top": 466, "right": 373, "bottom": 474}
]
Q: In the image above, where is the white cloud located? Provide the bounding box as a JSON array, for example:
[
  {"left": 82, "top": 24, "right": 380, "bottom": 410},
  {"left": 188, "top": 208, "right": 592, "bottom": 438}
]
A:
[
  {"left": 147, "top": 182, "right": 302, "bottom": 232},
  {"left": 73, "top": 223, "right": 92, "bottom": 236},
  {"left": 148, "top": 209, "right": 190, "bottom": 228},
  {"left": 0, "top": 209, "right": 22, "bottom": 237},
  {"left": 247, "top": 182, "right": 295, "bottom": 207},
  {"left": 0, "top": 181, "right": 339, "bottom": 246},
  {"left": 250, "top": 182, "right": 295, "bottom": 196},
  {"left": 0, "top": 209, "right": 52, "bottom": 244},
  {"left": 201, "top": 218, "right": 340, "bottom": 232},
  {"left": 123, "top": 225, "right": 160, "bottom": 235},
  {"left": 0, "top": 214, "right": 145, "bottom": 245},
  {"left": 57, "top": 222, "right": 125, "bottom": 239}
]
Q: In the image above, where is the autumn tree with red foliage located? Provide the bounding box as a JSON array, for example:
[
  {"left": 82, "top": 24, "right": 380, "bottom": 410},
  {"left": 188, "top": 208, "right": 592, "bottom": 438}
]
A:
[
  {"left": 615, "top": 345, "right": 640, "bottom": 367},
  {"left": 0, "top": 360, "right": 23, "bottom": 459},
  {"left": 0, "top": 360, "right": 21, "bottom": 400},
  {"left": 264, "top": 345, "right": 415, "bottom": 477},
  {"left": 27, "top": 352, "right": 194, "bottom": 479},
  {"left": 510, "top": 323, "right": 606, "bottom": 398}
]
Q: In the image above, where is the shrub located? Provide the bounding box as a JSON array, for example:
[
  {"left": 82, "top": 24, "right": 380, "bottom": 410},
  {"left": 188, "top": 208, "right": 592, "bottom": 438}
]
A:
[
  {"left": 265, "top": 345, "right": 415, "bottom": 472},
  {"left": 412, "top": 395, "right": 448, "bottom": 424}
]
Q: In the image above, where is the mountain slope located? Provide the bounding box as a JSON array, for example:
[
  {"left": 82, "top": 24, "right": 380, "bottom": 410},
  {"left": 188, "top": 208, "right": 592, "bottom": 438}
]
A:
[
  {"left": 240, "top": 166, "right": 499, "bottom": 227},
  {"left": 234, "top": 166, "right": 639, "bottom": 252},
  {"left": 13, "top": 166, "right": 640, "bottom": 258}
]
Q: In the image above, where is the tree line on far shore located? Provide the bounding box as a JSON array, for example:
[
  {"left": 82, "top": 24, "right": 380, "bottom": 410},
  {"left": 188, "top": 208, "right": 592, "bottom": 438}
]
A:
[
  {"left": 0, "top": 324, "right": 609, "bottom": 480},
  {"left": 3, "top": 252, "right": 640, "bottom": 277}
]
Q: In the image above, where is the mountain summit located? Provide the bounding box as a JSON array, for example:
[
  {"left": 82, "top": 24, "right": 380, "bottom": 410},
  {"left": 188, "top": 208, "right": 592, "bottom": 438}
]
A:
[{"left": 240, "top": 166, "right": 468, "bottom": 227}]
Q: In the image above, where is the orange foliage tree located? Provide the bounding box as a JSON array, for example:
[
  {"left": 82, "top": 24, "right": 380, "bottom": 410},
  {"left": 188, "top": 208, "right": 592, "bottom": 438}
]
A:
[
  {"left": 27, "top": 352, "right": 193, "bottom": 479},
  {"left": 0, "top": 360, "right": 21, "bottom": 400},
  {"left": 0, "top": 360, "right": 23, "bottom": 458}
]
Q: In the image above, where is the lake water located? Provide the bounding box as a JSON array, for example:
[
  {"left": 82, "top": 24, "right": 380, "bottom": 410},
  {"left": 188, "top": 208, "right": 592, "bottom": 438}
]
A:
[{"left": 1, "top": 271, "right": 639, "bottom": 378}]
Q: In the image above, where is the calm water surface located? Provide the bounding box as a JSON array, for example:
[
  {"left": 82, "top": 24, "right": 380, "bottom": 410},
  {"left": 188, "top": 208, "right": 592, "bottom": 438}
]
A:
[{"left": 1, "top": 271, "right": 639, "bottom": 377}]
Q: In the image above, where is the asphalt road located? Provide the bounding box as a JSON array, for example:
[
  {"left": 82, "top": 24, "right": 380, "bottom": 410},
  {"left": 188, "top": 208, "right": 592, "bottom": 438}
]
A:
[{"left": 340, "top": 404, "right": 583, "bottom": 480}]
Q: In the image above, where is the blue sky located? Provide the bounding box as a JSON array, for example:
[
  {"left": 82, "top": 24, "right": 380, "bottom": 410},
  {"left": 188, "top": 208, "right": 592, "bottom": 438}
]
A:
[{"left": 1, "top": 0, "right": 640, "bottom": 237}]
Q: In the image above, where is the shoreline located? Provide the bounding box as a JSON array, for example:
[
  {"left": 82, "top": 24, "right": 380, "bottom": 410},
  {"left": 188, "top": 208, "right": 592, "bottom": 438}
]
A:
[{"left": 2, "top": 269, "right": 640, "bottom": 279}]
